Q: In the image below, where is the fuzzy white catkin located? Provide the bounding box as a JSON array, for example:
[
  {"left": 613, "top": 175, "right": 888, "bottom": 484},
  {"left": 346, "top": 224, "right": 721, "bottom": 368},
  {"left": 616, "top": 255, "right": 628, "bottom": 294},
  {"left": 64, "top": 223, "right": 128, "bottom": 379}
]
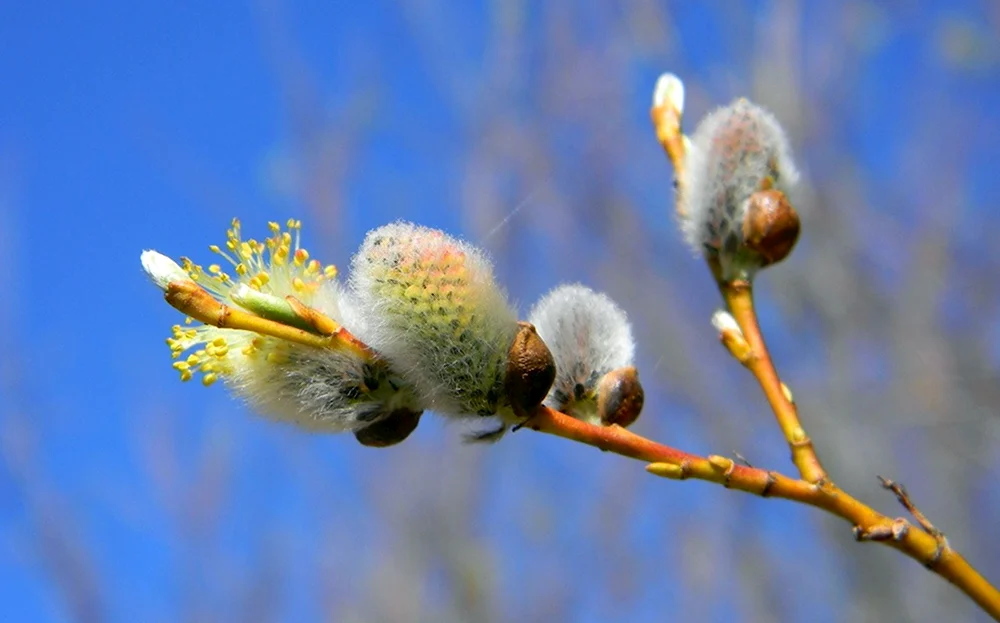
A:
[
  {"left": 231, "top": 338, "right": 408, "bottom": 432},
  {"left": 681, "top": 99, "right": 799, "bottom": 260},
  {"left": 346, "top": 222, "right": 520, "bottom": 420},
  {"left": 199, "top": 279, "right": 420, "bottom": 433},
  {"left": 527, "top": 284, "right": 635, "bottom": 420},
  {"left": 254, "top": 282, "right": 421, "bottom": 432}
]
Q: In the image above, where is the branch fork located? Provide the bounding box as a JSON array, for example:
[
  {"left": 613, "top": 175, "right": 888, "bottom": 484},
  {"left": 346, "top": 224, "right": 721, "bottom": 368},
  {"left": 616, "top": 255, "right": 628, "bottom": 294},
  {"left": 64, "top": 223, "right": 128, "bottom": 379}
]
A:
[{"left": 646, "top": 75, "right": 998, "bottom": 618}]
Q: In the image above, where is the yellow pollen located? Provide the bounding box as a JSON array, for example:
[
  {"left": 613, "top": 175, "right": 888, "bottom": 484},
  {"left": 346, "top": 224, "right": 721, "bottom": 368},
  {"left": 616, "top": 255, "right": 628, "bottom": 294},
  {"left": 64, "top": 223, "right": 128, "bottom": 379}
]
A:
[{"left": 159, "top": 218, "right": 346, "bottom": 388}]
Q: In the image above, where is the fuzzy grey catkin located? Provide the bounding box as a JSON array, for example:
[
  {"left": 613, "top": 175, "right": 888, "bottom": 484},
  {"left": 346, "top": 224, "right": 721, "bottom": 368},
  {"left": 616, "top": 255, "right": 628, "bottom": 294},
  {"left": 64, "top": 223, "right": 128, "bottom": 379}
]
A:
[
  {"left": 528, "top": 284, "right": 636, "bottom": 424},
  {"left": 230, "top": 331, "right": 421, "bottom": 433},
  {"left": 200, "top": 282, "right": 422, "bottom": 434},
  {"left": 681, "top": 98, "right": 799, "bottom": 277}
]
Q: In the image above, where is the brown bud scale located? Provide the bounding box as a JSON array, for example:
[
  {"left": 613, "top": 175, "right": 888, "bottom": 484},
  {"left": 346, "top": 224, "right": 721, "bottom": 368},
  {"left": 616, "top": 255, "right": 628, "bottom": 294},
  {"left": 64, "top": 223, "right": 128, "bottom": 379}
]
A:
[
  {"left": 354, "top": 408, "right": 423, "bottom": 448},
  {"left": 505, "top": 322, "right": 556, "bottom": 415},
  {"left": 596, "top": 366, "right": 645, "bottom": 428},
  {"left": 742, "top": 189, "right": 800, "bottom": 266}
]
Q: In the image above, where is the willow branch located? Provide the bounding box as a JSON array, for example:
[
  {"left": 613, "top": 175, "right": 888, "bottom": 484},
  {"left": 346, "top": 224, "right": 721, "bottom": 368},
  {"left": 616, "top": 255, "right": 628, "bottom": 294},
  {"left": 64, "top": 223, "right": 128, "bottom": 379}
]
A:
[
  {"left": 645, "top": 87, "right": 999, "bottom": 617},
  {"left": 648, "top": 80, "right": 825, "bottom": 483},
  {"left": 524, "top": 406, "right": 1000, "bottom": 620},
  {"left": 169, "top": 269, "right": 1000, "bottom": 619}
]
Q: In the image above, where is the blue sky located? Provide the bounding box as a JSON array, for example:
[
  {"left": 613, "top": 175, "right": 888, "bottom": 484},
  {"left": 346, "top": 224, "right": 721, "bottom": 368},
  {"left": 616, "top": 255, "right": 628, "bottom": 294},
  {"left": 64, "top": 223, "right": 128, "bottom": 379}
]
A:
[{"left": 3, "top": 1, "right": 1000, "bottom": 621}]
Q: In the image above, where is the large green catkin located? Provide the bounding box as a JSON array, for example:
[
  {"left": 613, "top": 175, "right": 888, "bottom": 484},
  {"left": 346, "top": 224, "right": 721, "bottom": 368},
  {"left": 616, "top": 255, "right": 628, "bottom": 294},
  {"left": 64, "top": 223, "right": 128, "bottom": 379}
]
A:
[{"left": 346, "top": 222, "right": 520, "bottom": 419}]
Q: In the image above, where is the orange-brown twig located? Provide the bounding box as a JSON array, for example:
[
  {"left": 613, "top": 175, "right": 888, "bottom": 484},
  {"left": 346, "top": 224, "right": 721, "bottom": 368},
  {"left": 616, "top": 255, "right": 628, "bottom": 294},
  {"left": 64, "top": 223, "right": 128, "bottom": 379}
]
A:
[
  {"left": 524, "top": 406, "right": 1000, "bottom": 620},
  {"left": 721, "top": 281, "right": 828, "bottom": 484},
  {"left": 163, "top": 280, "right": 372, "bottom": 359}
]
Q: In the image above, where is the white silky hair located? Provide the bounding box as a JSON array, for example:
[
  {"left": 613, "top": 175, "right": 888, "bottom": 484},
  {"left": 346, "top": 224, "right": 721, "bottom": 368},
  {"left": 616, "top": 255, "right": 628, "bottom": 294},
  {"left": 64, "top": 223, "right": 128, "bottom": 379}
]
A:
[
  {"left": 528, "top": 284, "right": 635, "bottom": 416},
  {"left": 228, "top": 280, "right": 422, "bottom": 433},
  {"left": 680, "top": 98, "right": 799, "bottom": 256},
  {"left": 346, "top": 221, "right": 520, "bottom": 420}
]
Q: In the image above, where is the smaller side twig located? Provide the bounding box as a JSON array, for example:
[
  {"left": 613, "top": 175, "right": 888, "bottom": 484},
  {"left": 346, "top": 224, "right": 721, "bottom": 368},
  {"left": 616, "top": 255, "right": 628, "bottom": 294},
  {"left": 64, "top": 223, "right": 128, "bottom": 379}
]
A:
[
  {"left": 878, "top": 476, "right": 946, "bottom": 539},
  {"left": 877, "top": 476, "right": 951, "bottom": 570}
]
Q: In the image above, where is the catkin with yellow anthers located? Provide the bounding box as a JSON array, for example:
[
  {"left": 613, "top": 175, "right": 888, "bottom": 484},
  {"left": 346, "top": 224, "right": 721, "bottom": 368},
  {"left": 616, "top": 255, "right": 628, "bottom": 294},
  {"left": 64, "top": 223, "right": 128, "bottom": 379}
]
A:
[{"left": 141, "top": 219, "right": 426, "bottom": 444}]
